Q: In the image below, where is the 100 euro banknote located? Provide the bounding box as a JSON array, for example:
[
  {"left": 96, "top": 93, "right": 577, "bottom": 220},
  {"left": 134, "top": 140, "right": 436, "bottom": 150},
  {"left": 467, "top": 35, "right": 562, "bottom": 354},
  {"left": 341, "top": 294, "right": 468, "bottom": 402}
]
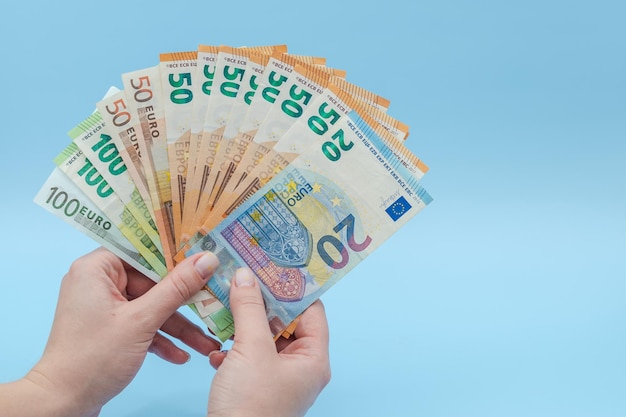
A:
[
  {"left": 185, "top": 111, "right": 432, "bottom": 337},
  {"left": 35, "top": 167, "right": 161, "bottom": 281},
  {"left": 35, "top": 168, "right": 233, "bottom": 340}
]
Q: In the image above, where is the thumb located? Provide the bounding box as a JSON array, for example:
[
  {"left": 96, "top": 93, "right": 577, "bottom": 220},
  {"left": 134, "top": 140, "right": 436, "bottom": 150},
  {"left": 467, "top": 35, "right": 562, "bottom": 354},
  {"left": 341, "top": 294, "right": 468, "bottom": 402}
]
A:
[
  {"left": 133, "top": 251, "right": 220, "bottom": 330},
  {"left": 229, "top": 268, "right": 275, "bottom": 352}
]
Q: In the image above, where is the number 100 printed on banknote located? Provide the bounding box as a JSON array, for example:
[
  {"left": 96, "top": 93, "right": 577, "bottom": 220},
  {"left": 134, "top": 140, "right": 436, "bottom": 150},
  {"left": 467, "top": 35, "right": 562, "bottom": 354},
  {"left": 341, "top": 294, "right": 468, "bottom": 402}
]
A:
[{"left": 186, "top": 111, "right": 432, "bottom": 337}]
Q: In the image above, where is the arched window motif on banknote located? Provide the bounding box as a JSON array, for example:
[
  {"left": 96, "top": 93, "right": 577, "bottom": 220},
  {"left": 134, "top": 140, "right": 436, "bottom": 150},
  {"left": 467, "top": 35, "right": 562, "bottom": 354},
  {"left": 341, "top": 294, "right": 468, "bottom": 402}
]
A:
[
  {"left": 198, "top": 234, "right": 217, "bottom": 252},
  {"left": 221, "top": 189, "right": 311, "bottom": 302}
]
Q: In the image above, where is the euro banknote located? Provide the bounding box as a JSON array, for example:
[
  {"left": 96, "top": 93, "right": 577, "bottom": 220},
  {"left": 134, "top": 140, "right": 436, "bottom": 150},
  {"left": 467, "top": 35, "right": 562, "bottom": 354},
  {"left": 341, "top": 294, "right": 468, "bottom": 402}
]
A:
[
  {"left": 35, "top": 167, "right": 233, "bottom": 340},
  {"left": 185, "top": 110, "right": 432, "bottom": 338},
  {"left": 36, "top": 43, "right": 432, "bottom": 342},
  {"left": 191, "top": 79, "right": 421, "bottom": 246},
  {"left": 198, "top": 52, "right": 331, "bottom": 230},
  {"left": 96, "top": 89, "right": 154, "bottom": 216},
  {"left": 121, "top": 65, "right": 177, "bottom": 270},
  {"left": 53, "top": 141, "right": 168, "bottom": 277},
  {"left": 181, "top": 47, "right": 329, "bottom": 246},
  {"left": 69, "top": 112, "right": 163, "bottom": 257},
  {"left": 35, "top": 167, "right": 161, "bottom": 282},
  {"left": 182, "top": 45, "right": 288, "bottom": 243}
]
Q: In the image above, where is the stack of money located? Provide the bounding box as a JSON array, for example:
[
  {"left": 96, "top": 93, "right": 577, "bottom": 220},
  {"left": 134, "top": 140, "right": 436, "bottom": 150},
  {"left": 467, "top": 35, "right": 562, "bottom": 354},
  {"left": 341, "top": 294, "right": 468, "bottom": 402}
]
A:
[{"left": 35, "top": 44, "right": 433, "bottom": 341}]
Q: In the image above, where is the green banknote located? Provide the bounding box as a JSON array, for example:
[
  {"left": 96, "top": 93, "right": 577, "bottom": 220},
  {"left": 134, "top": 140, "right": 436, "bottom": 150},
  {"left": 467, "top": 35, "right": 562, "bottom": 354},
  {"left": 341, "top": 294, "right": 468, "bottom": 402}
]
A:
[
  {"left": 35, "top": 167, "right": 161, "bottom": 282},
  {"left": 69, "top": 112, "right": 164, "bottom": 259},
  {"left": 54, "top": 142, "right": 167, "bottom": 277},
  {"left": 96, "top": 89, "right": 154, "bottom": 217}
]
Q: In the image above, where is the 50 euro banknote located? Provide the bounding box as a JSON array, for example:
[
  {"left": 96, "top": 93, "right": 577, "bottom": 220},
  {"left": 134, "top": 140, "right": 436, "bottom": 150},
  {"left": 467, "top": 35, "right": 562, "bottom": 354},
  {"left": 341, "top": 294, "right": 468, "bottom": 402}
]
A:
[{"left": 185, "top": 110, "right": 432, "bottom": 338}]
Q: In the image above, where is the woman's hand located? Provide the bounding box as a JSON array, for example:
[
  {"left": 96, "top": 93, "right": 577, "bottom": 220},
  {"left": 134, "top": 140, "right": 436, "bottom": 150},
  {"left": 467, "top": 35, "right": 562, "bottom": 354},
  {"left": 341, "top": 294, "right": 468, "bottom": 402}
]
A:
[
  {"left": 207, "top": 267, "right": 331, "bottom": 417},
  {"left": 5, "top": 247, "right": 221, "bottom": 417}
]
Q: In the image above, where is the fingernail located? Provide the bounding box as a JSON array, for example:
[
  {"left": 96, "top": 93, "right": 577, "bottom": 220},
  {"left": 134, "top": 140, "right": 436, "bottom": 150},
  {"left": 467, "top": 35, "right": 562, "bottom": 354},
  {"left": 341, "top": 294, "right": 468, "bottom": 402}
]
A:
[
  {"left": 194, "top": 252, "right": 219, "bottom": 280},
  {"left": 234, "top": 267, "right": 255, "bottom": 287},
  {"left": 208, "top": 350, "right": 228, "bottom": 370}
]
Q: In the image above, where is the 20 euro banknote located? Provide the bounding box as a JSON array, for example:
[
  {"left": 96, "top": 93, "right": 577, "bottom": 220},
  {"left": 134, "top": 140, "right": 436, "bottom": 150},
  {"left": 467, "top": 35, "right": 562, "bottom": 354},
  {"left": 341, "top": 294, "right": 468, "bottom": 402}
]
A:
[{"left": 186, "top": 111, "right": 432, "bottom": 337}]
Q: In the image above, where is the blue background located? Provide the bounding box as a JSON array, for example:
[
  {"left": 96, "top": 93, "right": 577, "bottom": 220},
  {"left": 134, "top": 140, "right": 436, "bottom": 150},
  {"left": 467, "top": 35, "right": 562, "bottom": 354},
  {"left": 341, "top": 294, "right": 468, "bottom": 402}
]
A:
[{"left": 1, "top": 1, "right": 624, "bottom": 416}]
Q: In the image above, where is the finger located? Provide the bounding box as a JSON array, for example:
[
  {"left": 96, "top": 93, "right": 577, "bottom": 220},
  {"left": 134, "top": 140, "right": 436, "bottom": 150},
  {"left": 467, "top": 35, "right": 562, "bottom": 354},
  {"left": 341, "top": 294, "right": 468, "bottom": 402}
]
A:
[
  {"left": 229, "top": 268, "right": 275, "bottom": 353},
  {"left": 149, "top": 332, "right": 191, "bottom": 365},
  {"left": 122, "top": 256, "right": 162, "bottom": 288},
  {"left": 131, "top": 251, "right": 219, "bottom": 330},
  {"left": 125, "top": 273, "right": 157, "bottom": 300},
  {"left": 208, "top": 350, "right": 227, "bottom": 370},
  {"left": 293, "top": 300, "right": 329, "bottom": 346},
  {"left": 160, "top": 311, "right": 222, "bottom": 355},
  {"left": 279, "top": 300, "right": 330, "bottom": 357}
]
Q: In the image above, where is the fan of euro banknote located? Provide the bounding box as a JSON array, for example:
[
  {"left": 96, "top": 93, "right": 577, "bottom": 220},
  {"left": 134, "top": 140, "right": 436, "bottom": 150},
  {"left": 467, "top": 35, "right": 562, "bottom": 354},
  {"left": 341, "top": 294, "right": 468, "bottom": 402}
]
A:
[{"left": 34, "top": 44, "right": 433, "bottom": 342}]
